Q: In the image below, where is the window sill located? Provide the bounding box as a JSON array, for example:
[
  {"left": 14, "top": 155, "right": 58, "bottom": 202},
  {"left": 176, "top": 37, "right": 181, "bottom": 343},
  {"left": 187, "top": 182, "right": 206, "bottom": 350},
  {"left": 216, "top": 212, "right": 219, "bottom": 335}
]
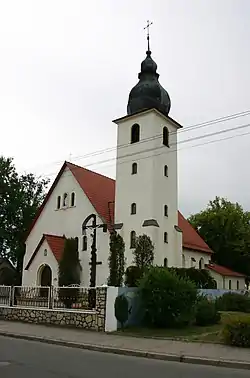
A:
[{"left": 55, "top": 205, "right": 76, "bottom": 211}]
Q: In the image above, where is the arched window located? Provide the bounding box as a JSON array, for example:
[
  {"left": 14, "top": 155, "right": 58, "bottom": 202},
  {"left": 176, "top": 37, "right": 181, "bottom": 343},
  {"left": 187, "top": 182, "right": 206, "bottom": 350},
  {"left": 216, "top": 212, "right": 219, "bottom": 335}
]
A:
[
  {"left": 229, "top": 280, "right": 232, "bottom": 290},
  {"left": 57, "top": 196, "right": 61, "bottom": 209},
  {"left": 163, "top": 127, "right": 169, "bottom": 147},
  {"left": 182, "top": 254, "right": 185, "bottom": 268},
  {"left": 132, "top": 162, "right": 137, "bottom": 175},
  {"left": 131, "top": 123, "right": 140, "bottom": 144},
  {"left": 164, "top": 258, "right": 168, "bottom": 267},
  {"left": 164, "top": 165, "right": 168, "bottom": 177},
  {"left": 199, "top": 258, "right": 204, "bottom": 270},
  {"left": 164, "top": 232, "right": 168, "bottom": 243},
  {"left": 131, "top": 203, "right": 136, "bottom": 215},
  {"left": 71, "top": 192, "right": 75, "bottom": 207},
  {"left": 191, "top": 257, "right": 196, "bottom": 268},
  {"left": 164, "top": 205, "right": 168, "bottom": 217},
  {"left": 63, "top": 192, "right": 68, "bottom": 207},
  {"left": 237, "top": 280, "right": 239, "bottom": 290},
  {"left": 130, "top": 231, "right": 136, "bottom": 248},
  {"left": 82, "top": 236, "right": 87, "bottom": 251}
]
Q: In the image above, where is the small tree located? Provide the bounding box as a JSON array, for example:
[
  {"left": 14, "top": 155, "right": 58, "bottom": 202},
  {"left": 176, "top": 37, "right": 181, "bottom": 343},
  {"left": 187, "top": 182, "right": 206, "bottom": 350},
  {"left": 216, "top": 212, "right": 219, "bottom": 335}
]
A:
[
  {"left": 107, "top": 232, "right": 125, "bottom": 286},
  {"left": 58, "top": 237, "right": 81, "bottom": 308},
  {"left": 133, "top": 234, "right": 154, "bottom": 270}
]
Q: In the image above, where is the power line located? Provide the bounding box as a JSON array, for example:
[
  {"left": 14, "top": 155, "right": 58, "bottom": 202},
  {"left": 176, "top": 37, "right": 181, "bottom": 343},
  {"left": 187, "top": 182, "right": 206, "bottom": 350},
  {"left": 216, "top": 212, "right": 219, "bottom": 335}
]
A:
[
  {"left": 28, "top": 109, "right": 250, "bottom": 172},
  {"left": 42, "top": 121, "right": 250, "bottom": 179}
]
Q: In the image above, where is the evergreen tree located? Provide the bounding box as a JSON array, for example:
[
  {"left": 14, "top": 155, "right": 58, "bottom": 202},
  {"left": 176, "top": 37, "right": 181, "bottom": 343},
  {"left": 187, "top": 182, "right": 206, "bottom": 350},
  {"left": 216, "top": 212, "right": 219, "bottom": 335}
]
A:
[
  {"left": 58, "top": 237, "right": 81, "bottom": 308},
  {"left": 133, "top": 234, "right": 154, "bottom": 270},
  {"left": 107, "top": 232, "right": 125, "bottom": 286}
]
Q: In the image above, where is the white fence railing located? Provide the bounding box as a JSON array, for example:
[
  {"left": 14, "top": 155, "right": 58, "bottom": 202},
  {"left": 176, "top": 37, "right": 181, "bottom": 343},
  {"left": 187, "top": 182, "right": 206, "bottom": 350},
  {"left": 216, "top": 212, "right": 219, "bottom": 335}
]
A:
[{"left": 0, "top": 285, "right": 96, "bottom": 311}]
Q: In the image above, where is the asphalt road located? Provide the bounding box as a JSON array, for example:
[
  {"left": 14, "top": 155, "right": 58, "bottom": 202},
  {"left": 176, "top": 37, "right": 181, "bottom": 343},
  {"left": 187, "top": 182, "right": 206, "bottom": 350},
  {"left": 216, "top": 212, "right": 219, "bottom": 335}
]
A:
[{"left": 0, "top": 336, "right": 249, "bottom": 378}]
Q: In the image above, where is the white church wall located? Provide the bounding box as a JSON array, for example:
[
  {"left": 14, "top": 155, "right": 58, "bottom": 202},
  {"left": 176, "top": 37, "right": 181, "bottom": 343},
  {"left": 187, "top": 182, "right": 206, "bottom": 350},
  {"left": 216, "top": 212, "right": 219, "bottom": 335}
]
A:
[
  {"left": 114, "top": 109, "right": 181, "bottom": 268},
  {"left": 22, "top": 240, "right": 58, "bottom": 286},
  {"left": 183, "top": 248, "right": 211, "bottom": 269},
  {"left": 207, "top": 270, "right": 245, "bottom": 290},
  {"left": 23, "top": 166, "right": 110, "bottom": 287}
]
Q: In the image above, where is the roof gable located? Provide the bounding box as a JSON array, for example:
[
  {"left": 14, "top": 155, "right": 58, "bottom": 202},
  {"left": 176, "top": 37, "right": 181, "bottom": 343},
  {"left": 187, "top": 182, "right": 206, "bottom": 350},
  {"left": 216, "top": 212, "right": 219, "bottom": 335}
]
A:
[
  {"left": 25, "top": 234, "right": 65, "bottom": 270},
  {"left": 26, "top": 161, "right": 212, "bottom": 254}
]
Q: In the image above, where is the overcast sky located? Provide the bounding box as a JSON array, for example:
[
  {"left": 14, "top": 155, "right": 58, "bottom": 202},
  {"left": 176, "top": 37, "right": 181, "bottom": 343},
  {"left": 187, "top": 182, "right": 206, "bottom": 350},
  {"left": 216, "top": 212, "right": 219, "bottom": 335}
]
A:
[{"left": 1, "top": 0, "right": 250, "bottom": 217}]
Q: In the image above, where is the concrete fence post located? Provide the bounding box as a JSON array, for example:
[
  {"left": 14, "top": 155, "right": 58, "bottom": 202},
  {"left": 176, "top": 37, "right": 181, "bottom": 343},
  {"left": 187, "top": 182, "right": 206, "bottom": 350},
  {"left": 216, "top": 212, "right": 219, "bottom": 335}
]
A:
[{"left": 105, "top": 287, "right": 119, "bottom": 332}]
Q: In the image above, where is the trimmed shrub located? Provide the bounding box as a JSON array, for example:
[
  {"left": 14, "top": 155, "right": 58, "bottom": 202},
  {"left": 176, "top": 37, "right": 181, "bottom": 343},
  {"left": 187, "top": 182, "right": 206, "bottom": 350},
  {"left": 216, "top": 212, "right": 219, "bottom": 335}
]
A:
[
  {"left": 115, "top": 295, "right": 129, "bottom": 329},
  {"left": 107, "top": 232, "right": 125, "bottom": 287},
  {"left": 139, "top": 267, "right": 198, "bottom": 328},
  {"left": 222, "top": 316, "right": 250, "bottom": 347},
  {"left": 216, "top": 292, "right": 250, "bottom": 313},
  {"left": 195, "top": 296, "right": 221, "bottom": 326},
  {"left": 125, "top": 266, "right": 144, "bottom": 287}
]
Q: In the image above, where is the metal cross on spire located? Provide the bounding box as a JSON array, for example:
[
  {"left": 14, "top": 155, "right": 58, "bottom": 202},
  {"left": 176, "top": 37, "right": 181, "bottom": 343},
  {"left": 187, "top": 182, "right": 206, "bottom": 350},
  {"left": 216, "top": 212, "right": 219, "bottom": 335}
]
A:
[{"left": 144, "top": 20, "right": 153, "bottom": 51}]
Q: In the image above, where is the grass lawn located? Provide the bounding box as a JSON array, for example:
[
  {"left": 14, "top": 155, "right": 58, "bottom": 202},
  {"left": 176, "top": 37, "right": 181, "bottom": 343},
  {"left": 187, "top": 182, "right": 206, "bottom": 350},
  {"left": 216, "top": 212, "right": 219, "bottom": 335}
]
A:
[{"left": 115, "top": 312, "right": 250, "bottom": 343}]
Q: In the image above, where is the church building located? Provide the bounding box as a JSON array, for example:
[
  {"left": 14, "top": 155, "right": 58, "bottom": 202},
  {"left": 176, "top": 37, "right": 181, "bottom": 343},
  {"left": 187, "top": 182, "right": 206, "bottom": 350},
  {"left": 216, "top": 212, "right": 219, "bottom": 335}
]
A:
[{"left": 22, "top": 41, "right": 245, "bottom": 291}]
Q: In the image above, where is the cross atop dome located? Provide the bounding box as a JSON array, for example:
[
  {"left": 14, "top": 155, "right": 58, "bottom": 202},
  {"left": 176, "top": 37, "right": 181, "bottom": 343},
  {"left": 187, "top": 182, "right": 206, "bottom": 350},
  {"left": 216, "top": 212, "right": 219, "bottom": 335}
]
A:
[
  {"left": 127, "top": 21, "right": 171, "bottom": 118},
  {"left": 144, "top": 20, "right": 153, "bottom": 52}
]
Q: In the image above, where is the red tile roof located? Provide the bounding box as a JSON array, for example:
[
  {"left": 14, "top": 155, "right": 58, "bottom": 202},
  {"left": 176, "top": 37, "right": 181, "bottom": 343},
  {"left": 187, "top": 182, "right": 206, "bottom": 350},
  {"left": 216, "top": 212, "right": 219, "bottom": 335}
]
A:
[
  {"left": 25, "top": 234, "right": 65, "bottom": 270},
  {"left": 25, "top": 161, "right": 212, "bottom": 255},
  {"left": 178, "top": 212, "right": 212, "bottom": 254},
  {"left": 206, "top": 263, "right": 245, "bottom": 277},
  {"left": 45, "top": 234, "right": 65, "bottom": 262}
]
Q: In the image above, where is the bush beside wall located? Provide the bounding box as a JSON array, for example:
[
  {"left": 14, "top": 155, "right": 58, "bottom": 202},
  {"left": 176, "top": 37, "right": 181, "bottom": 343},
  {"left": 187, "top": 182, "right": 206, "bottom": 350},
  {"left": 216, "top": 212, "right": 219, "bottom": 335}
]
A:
[
  {"left": 139, "top": 267, "right": 198, "bottom": 328},
  {"left": 222, "top": 316, "right": 250, "bottom": 347}
]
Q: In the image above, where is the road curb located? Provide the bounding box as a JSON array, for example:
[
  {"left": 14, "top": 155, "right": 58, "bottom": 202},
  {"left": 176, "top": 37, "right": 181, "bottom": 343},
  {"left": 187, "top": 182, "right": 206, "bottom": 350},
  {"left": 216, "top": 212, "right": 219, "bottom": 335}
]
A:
[{"left": 0, "top": 331, "right": 250, "bottom": 371}]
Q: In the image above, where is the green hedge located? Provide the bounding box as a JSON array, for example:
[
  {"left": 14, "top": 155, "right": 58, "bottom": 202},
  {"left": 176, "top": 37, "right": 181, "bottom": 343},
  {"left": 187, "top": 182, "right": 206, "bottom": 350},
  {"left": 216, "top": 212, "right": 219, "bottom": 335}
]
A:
[
  {"left": 216, "top": 292, "right": 250, "bottom": 313},
  {"left": 222, "top": 316, "right": 250, "bottom": 347},
  {"left": 167, "top": 267, "right": 217, "bottom": 289},
  {"left": 139, "top": 267, "right": 198, "bottom": 328},
  {"left": 125, "top": 266, "right": 144, "bottom": 287},
  {"left": 195, "top": 296, "right": 221, "bottom": 326}
]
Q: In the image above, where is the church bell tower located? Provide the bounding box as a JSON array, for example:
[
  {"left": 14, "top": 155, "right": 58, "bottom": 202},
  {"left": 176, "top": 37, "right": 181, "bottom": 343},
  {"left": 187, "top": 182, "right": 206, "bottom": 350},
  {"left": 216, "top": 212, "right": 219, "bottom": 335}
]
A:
[{"left": 113, "top": 22, "right": 183, "bottom": 268}]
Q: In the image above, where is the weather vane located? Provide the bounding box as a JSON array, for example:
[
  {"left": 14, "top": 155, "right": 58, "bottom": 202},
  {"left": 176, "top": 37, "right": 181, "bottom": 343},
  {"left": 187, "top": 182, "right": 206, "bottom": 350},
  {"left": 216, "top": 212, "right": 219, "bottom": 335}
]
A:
[{"left": 144, "top": 20, "right": 153, "bottom": 51}]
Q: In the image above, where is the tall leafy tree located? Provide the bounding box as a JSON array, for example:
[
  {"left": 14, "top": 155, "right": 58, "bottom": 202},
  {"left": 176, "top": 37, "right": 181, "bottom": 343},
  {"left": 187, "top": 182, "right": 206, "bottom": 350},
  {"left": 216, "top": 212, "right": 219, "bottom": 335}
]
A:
[
  {"left": 133, "top": 234, "right": 154, "bottom": 270},
  {"left": 188, "top": 196, "right": 250, "bottom": 276},
  {"left": 107, "top": 232, "right": 125, "bottom": 286},
  {"left": 0, "top": 156, "right": 49, "bottom": 282}
]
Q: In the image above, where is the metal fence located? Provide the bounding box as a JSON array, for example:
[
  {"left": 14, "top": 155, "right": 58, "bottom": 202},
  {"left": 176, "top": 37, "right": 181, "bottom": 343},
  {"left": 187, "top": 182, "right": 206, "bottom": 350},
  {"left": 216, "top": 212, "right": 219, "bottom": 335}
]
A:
[
  {"left": 12, "top": 286, "right": 50, "bottom": 308},
  {"left": 0, "top": 285, "right": 96, "bottom": 311},
  {"left": 0, "top": 286, "right": 11, "bottom": 306},
  {"left": 52, "top": 286, "right": 96, "bottom": 310}
]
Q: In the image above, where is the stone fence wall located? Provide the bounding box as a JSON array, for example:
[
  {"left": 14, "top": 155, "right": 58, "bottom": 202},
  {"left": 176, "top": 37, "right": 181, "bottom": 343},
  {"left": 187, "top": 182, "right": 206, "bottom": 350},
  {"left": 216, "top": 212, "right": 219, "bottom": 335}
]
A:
[{"left": 0, "top": 287, "right": 107, "bottom": 331}]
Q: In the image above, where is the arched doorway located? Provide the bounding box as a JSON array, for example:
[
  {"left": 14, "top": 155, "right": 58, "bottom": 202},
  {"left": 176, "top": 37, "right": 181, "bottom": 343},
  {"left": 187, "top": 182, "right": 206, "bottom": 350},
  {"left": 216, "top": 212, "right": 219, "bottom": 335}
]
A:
[
  {"left": 40, "top": 265, "right": 52, "bottom": 287},
  {"left": 38, "top": 265, "right": 52, "bottom": 298}
]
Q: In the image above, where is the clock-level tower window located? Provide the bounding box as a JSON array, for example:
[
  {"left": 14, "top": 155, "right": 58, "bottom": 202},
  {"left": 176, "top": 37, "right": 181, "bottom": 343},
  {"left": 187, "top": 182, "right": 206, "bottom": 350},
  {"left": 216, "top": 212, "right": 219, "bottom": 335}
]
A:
[
  {"left": 163, "top": 127, "right": 169, "bottom": 147},
  {"left": 131, "top": 123, "right": 140, "bottom": 143}
]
